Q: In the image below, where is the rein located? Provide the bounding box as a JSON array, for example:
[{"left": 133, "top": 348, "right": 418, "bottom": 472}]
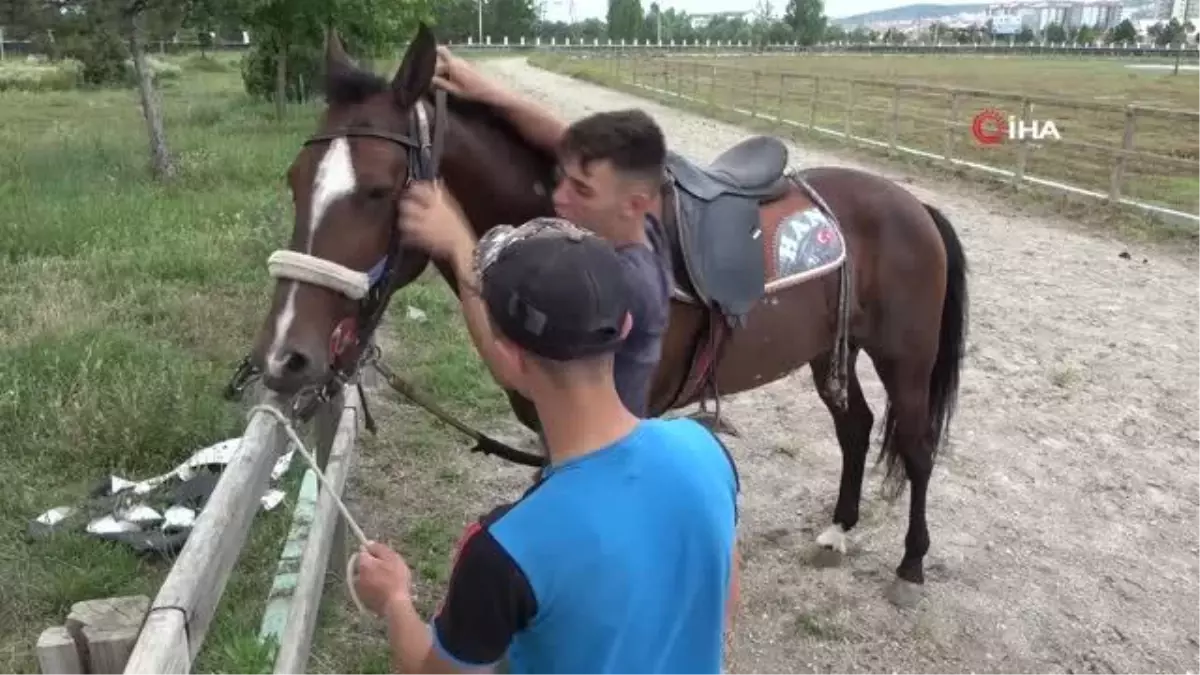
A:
[{"left": 225, "top": 88, "right": 547, "bottom": 470}]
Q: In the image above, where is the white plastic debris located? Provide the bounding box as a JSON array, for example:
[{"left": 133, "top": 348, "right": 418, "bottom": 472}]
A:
[
  {"left": 406, "top": 305, "right": 427, "bottom": 322},
  {"left": 261, "top": 490, "right": 285, "bottom": 511},
  {"left": 162, "top": 506, "right": 196, "bottom": 530},
  {"left": 35, "top": 506, "right": 74, "bottom": 527},
  {"left": 116, "top": 504, "right": 163, "bottom": 526},
  {"left": 87, "top": 516, "right": 141, "bottom": 535}
]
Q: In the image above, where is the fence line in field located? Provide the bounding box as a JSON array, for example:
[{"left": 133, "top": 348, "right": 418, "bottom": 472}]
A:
[
  {"left": 115, "top": 386, "right": 362, "bottom": 674},
  {"left": 2, "top": 35, "right": 1198, "bottom": 61},
  {"left": 550, "top": 53, "right": 1199, "bottom": 227}
]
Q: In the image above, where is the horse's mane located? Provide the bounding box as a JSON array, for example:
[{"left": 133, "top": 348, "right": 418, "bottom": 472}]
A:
[{"left": 438, "top": 90, "right": 557, "bottom": 169}]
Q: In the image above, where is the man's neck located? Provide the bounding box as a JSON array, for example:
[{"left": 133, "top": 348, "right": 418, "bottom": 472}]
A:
[
  {"left": 534, "top": 385, "right": 640, "bottom": 466},
  {"left": 607, "top": 213, "right": 651, "bottom": 247}
]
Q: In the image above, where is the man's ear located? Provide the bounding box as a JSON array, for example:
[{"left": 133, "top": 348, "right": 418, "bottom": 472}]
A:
[{"left": 619, "top": 311, "right": 633, "bottom": 340}]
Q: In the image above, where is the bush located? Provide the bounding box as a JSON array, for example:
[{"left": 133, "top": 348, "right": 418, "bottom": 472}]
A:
[
  {"left": 241, "top": 39, "right": 322, "bottom": 103},
  {"left": 63, "top": 29, "right": 131, "bottom": 86},
  {"left": 0, "top": 60, "right": 82, "bottom": 92}
]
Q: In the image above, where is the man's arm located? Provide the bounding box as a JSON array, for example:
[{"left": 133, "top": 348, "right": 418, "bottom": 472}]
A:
[
  {"left": 380, "top": 524, "right": 534, "bottom": 674},
  {"left": 447, "top": 245, "right": 510, "bottom": 385}
]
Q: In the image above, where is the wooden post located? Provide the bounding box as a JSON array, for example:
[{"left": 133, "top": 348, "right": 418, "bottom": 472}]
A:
[
  {"left": 944, "top": 91, "right": 959, "bottom": 167},
  {"left": 124, "top": 410, "right": 288, "bottom": 673},
  {"left": 692, "top": 61, "right": 699, "bottom": 96},
  {"left": 37, "top": 596, "right": 151, "bottom": 674},
  {"left": 708, "top": 65, "right": 717, "bottom": 113},
  {"left": 312, "top": 390, "right": 345, "bottom": 572},
  {"left": 37, "top": 628, "right": 84, "bottom": 674},
  {"left": 750, "top": 71, "right": 761, "bottom": 119},
  {"left": 1108, "top": 106, "right": 1136, "bottom": 202},
  {"left": 844, "top": 81, "right": 855, "bottom": 142},
  {"left": 809, "top": 76, "right": 820, "bottom": 131},
  {"left": 272, "top": 390, "right": 360, "bottom": 675},
  {"left": 776, "top": 73, "right": 787, "bottom": 132},
  {"left": 1013, "top": 96, "right": 1032, "bottom": 187},
  {"left": 889, "top": 84, "right": 901, "bottom": 155}
]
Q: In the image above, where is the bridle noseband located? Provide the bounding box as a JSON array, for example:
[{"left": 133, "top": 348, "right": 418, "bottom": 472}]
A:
[{"left": 225, "top": 89, "right": 448, "bottom": 425}]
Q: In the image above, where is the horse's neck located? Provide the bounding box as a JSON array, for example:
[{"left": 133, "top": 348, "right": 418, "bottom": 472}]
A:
[{"left": 431, "top": 103, "right": 555, "bottom": 295}]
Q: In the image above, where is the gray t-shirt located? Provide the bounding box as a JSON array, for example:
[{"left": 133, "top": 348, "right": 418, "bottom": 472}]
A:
[{"left": 612, "top": 217, "right": 673, "bottom": 417}]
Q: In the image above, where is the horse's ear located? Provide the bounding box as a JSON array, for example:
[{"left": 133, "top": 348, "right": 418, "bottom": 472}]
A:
[
  {"left": 324, "top": 25, "right": 357, "bottom": 90},
  {"left": 392, "top": 22, "right": 437, "bottom": 110}
]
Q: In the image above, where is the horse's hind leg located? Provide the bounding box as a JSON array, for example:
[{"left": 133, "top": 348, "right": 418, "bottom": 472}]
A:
[
  {"left": 808, "top": 348, "right": 874, "bottom": 567},
  {"left": 873, "top": 356, "right": 935, "bottom": 608}
]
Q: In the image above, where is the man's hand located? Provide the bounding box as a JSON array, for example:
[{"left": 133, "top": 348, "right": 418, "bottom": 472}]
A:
[
  {"left": 355, "top": 541, "right": 414, "bottom": 619},
  {"left": 397, "top": 181, "right": 476, "bottom": 264},
  {"left": 433, "top": 45, "right": 504, "bottom": 105}
]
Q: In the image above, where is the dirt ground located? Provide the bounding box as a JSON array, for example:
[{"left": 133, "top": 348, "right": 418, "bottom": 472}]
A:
[{"left": 334, "top": 58, "right": 1200, "bottom": 674}]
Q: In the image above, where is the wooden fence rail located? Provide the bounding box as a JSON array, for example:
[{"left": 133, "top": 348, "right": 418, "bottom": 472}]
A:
[
  {"left": 556, "top": 53, "right": 1199, "bottom": 227},
  {"left": 39, "top": 386, "right": 362, "bottom": 667}
]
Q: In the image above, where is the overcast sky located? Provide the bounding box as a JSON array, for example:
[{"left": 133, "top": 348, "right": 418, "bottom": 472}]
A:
[{"left": 539, "top": 0, "right": 923, "bottom": 22}]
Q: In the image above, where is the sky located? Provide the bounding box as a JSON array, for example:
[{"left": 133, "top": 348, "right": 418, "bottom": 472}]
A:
[{"left": 539, "top": 0, "right": 925, "bottom": 22}]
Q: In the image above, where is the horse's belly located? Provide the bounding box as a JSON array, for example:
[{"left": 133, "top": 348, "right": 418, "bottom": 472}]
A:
[{"left": 713, "top": 276, "right": 837, "bottom": 397}]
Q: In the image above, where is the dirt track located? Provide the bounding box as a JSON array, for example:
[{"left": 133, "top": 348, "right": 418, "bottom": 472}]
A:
[{"left": 346, "top": 58, "right": 1200, "bottom": 674}]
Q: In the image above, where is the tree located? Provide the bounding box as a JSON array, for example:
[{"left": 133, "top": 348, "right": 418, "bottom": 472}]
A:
[
  {"left": 1106, "top": 18, "right": 1137, "bottom": 45},
  {"left": 1043, "top": 21, "right": 1066, "bottom": 43},
  {"left": 782, "top": 0, "right": 824, "bottom": 45},
  {"left": 607, "top": 0, "right": 643, "bottom": 40},
  {"left": 485, "top": 0, "right": 537, "bottom": 41},
  {"left": 430, "top": 0, "right": 477, "bottom": 43},
  {"left": 235, "top": 0, "right": 433, "bottom": 117}
]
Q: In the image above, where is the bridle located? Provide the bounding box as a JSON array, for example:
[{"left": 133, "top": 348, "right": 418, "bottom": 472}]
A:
[{"left": 224, "top": 89, "right": 448, "bottom": 426}]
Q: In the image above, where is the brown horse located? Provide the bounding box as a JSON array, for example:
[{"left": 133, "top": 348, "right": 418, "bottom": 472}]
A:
[{"left": 242, "top": 24, "right": 968, "bottom": 607}]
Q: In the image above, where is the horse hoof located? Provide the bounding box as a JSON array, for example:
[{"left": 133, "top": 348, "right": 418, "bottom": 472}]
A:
[
  {"left": 811, "top": 525, "right": 847, "bottom": 567},
  {"left": 885, "top": 578, "right": 924, "bottom": 609},
  {"left": 688, "top": 411, "right": 742, "bottom": 437},
  {"left": 811, "top": 546, "right": 844, "bottom": 568}
]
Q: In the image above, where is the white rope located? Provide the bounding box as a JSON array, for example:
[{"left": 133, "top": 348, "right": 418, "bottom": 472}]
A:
[
  {"left": 267, "top": 249, "right": 370, "bottom": 300},
  {"left": 249, "top": 403, "right": 376, "bottom": 616}
]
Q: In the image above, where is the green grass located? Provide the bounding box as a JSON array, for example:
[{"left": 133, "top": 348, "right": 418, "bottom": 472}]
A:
[
  {"left": 535, "top": 52, "right": 1200, "bottom": 222},
  {"left": 0, "top": 48, "right": 511, "bottom": 673}
]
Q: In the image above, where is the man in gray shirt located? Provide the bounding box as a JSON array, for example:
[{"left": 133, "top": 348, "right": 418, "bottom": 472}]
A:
[{"left": 431, "top": 48, "right": 672, "bottom": 417}]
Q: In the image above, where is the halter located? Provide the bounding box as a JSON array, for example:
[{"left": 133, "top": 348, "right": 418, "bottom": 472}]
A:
[{"left": 226, "top": 89, "right": 448, "bottom": 424}]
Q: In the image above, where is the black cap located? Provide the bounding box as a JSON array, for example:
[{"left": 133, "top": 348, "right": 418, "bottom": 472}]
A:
[{"left": 476, "top": 218, "right": 632, "bottom": 361}]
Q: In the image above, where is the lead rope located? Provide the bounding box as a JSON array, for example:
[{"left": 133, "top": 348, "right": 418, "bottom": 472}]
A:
[{"left": 248, "top": 403, "right": 384, "bottom": 616}]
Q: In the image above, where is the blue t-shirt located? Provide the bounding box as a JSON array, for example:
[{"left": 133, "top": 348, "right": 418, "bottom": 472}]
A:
[
  {"left": 429, "top": 418, "right": 740, "bottom": 674},
  {"left": 612, "top": 216, "right": 673, "bottom": 417}
]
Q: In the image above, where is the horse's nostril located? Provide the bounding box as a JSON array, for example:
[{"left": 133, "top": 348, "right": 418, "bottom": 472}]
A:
[{"left": 283, "top": 351, "right": 310, "bottom": 374}]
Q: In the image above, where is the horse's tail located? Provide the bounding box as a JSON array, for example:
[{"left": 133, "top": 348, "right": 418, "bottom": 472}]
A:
[{"left": 924, "top": 202, "right": 969, "bottom": 459}]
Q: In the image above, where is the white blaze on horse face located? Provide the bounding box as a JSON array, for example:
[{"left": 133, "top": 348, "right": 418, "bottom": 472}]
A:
[{"left": 266, "top": 137, "right": 358, "bottom": 379}]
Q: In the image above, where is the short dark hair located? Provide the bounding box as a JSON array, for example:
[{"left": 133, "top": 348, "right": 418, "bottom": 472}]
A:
[{"left": 558, "top": 109, "right": 666, "bottom": 184}]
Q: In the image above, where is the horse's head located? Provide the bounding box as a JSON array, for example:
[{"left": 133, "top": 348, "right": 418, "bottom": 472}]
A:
[{"left": 248, "top": 24, "right": 442, "bottom": 399}]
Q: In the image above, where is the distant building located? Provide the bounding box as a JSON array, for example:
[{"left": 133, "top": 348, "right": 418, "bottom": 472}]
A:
[
  {"left": 986, "top": 0, "right": 1124, "bottom": 31},
  {"left": 688, "top": 10, "right": 755, "bottom": 29},
  {"left": 1156, "top": 0, "right": 1199, "bottom": 20}
]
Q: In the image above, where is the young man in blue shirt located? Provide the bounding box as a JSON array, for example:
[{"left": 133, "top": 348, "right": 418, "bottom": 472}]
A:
[{"left": 354, "top": 215, "right": 741, "bottom": 673}]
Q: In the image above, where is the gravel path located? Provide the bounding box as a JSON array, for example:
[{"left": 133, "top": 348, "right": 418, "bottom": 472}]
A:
[{"left": 355, "top": 57, "right": 1200, "bottom": 674}]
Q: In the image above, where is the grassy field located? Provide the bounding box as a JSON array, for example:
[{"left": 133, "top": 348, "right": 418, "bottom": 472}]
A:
[
  {"left": 535, "top": 52, "right": 1200, "bottom": 220},
  {"left": 0, "top": 51, "right": 498, "bottom": 672}
]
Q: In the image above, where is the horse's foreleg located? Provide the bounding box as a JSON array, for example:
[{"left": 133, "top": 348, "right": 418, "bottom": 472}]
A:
[{"left": 808, "top": 348, "right": 873, "bottom": 567}]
